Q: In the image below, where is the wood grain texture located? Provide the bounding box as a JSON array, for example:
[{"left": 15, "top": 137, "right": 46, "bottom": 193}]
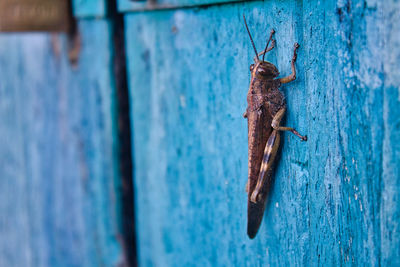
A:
[
  {"left": 0, "top": 20, "right": 125, "bottom": 266},
  {"left": 117, "top": 0, "right": 242, "bottom": 13},
  {"left": 72, "top": 0, "right": 106, "bottom": 18},
  {"left": 124, "top": 0, "right": 400, "bottom": 265}
]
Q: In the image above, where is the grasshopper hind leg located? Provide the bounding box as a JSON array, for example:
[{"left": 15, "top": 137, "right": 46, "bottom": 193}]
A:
[
  {"left": 251, "top": 108, "right": 307, "bottom": 204},
  {"left": 273, "top": 126, "right": 307, "bottom": 141},
  {"left": 271, "top": 108, "right": 307, "bottom": 141}
]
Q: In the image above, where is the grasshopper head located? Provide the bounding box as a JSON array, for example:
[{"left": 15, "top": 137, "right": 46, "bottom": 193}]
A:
[{"left": 250, "top": 61, "right": 279, "bottom": 78}]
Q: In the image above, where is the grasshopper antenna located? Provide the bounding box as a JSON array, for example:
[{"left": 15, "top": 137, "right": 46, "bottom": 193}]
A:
[
  {"left": 243, "top": 15, "right": 259, "bottom": 62},
  {"left": 262, "top": 29, "right": 275, "bottom": 62}
]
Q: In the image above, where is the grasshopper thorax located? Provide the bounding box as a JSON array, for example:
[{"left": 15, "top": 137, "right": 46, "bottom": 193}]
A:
[{"left": 250, "top": 61, "right": 279, "bottom": 79}]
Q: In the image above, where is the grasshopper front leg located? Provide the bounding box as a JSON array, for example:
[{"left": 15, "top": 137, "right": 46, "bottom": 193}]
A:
[
  {"left": 280, "top": 43, "right": 300, "bottom": 84},
  {"left": 254, "top": 29, "right": 276, "bottom": 62},
  {"left": 256, "top": 39, "right": 275, "bottom": 59},
  {"left": 250, "top": 108, "right": 307, "bottom": 203}
]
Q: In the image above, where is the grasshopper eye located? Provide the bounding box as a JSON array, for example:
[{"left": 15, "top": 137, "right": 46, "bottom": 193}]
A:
[
  {"left": 256, "top": 68, "right": 264, "bottom": 75},
  {"left": 249, "top": 64, "right": 254, "bottom": 71}
]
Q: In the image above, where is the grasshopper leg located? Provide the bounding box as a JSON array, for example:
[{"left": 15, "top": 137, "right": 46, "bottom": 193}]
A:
[
  {"left": 272, "top": 126, "right": 307, "bottom": 141},
  {"left": 250, "top": 129, "right": 279, "bottom": 203},
  {"left": 280, "top": 43, "right": 300, "bottom": 84},
  {"left": 250, "top": 108, "right": 307, "bottom": 203},
  {"left": 254, "top": 29, "right": 276, "bottom": 61},
  {"left": 271, "top": 108, "right": 307, "bottom": 141},
  {"left": 257, "top": 39, "right": 276, "bottom": 59},
  {"left": 250, "top": 108, "right": 284, "bottom": 203}
]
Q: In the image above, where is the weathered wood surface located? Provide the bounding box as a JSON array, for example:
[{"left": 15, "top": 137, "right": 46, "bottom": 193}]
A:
[
  {"left": 0, "top": 20, "right": 126, "bottom": 266},
  {"left": 124, "top": 0, "right": 400, "bottom": 265},
  {"left": 117, "top": 0, "right": 243, "bottom": 13},
  {"left": 72, "top": 0, "right": 107, "bottom": 17}
]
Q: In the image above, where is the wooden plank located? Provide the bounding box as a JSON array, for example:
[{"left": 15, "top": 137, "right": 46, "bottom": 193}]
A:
[
  {"left": 72, "top": 0, "right": 106, "bottom": 18},
  {"left": 0, "top": 20, "right": 125, "bottom": 266},
  {"left": 117, "top": 0, "right": 244, "bottom": 13},
  {"left": 124, "top": 0, "right": 400, "bottom": 265},
  {"left": 379, "top": 1, "right": 400, "bottom": 265}
]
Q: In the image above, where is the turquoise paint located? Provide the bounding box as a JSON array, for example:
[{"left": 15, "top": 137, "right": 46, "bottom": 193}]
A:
[
  {"left": 124, "top": 0, "right": 400, "bottom": 266},
  {"left": 0, "top": 20, "right": 125, "bottom": 266},
  {"left": 73, "top": 0, "right": 107, "bottom": 18},
  {"left": 117, "top": 0, "right": 242, "bottom": 13}
]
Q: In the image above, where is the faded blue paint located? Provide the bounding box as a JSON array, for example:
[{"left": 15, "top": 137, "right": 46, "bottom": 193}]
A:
[
  {"left": 73, "top": 0, "right": 107, "bottom": 18},
  {"left": 117, "top": 0, "right": 242, "bottom": 12},
  {"left": 124, "top": 0, "right": 400, "bottom": 266},
  {"left": 0, "top": 20, "right": 125, "bottom": 266}
]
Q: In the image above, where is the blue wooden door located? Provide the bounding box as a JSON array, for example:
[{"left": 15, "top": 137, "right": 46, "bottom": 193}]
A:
[
  {"left": 120, "top": 0, "right": 400, "bottom": 266},
  {"left": 0, "top": 1, "right": 133, "bottom": 266}
]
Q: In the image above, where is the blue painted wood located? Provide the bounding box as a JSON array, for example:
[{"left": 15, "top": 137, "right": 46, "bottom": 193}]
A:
[
  {"left": 0, "top": 20, "right": 125, "bottom": 266},
  {"left": 124, "top": 0, "right": 400, "bottom": 266},
  {"left": 73, "top": 0, "right": 107, "bottom": 17},
  {"left": 117, "top": 0, "right": 242, "bottom": 13}
]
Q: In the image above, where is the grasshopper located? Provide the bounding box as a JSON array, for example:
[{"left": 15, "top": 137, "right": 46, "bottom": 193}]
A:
[{"left": 243, "top": 15, "right": 307, "bottom": 239}]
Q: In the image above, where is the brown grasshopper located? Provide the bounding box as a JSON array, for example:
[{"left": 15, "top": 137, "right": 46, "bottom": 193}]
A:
[{"left": 243, "top": 15, "right": 307, "bottom": 239}]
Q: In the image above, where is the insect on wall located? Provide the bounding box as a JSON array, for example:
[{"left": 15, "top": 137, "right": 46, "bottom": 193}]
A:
[{"left": 242, "top": 15, "right": 307, "bottom": 239}]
